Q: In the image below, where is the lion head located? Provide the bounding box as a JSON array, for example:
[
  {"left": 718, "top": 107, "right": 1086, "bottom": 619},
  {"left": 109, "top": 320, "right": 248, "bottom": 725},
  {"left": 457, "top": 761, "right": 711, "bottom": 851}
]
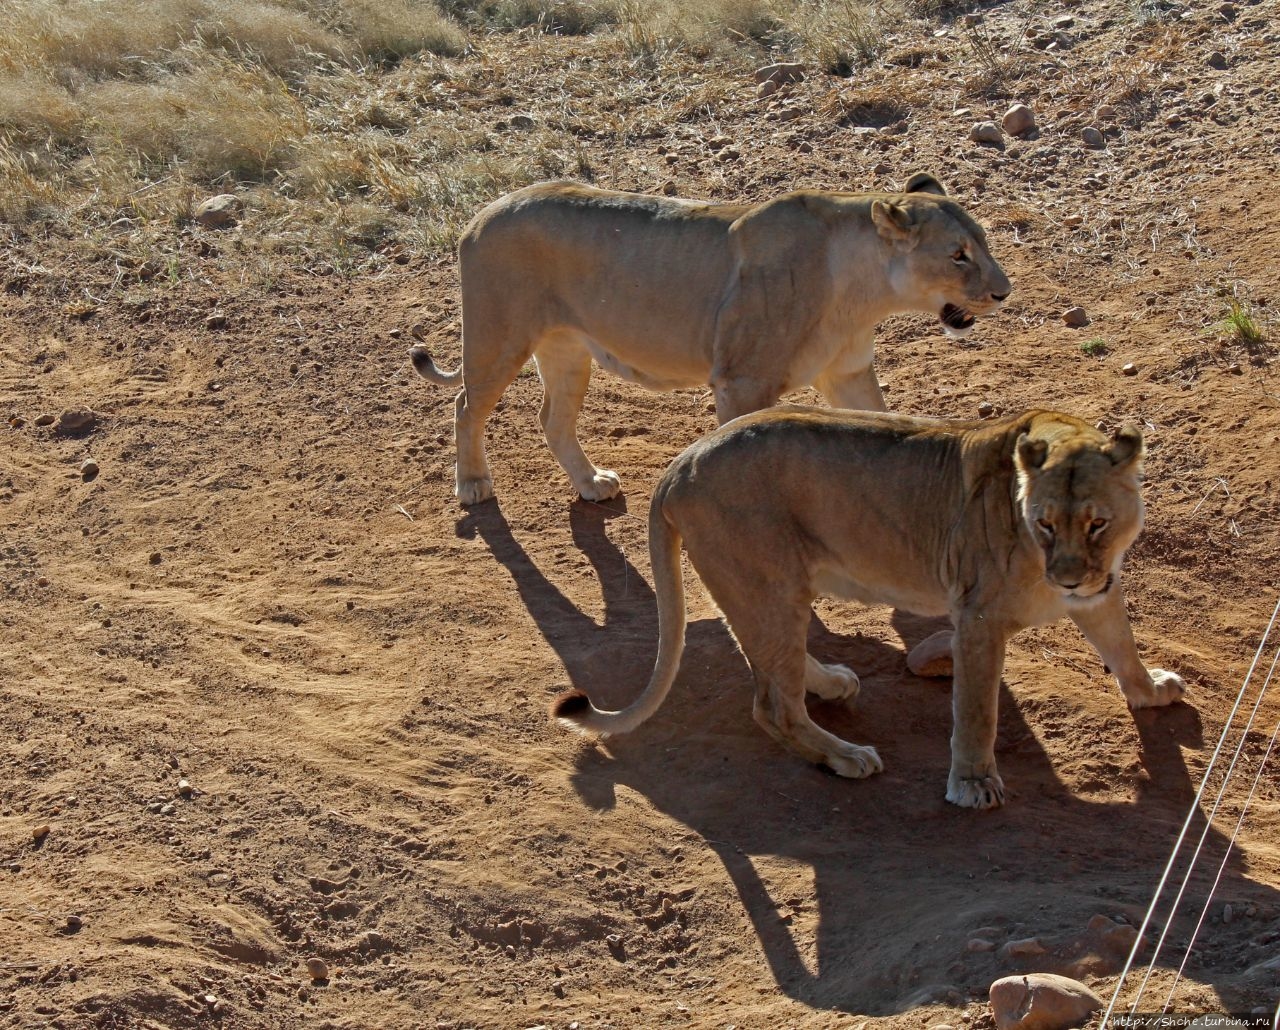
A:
[
  {"left": 1014, "top": 418, "right": 1145, "bottom": 600},
  {"left": 871, "top": 172, "right": 1012, "bottom": 340}
]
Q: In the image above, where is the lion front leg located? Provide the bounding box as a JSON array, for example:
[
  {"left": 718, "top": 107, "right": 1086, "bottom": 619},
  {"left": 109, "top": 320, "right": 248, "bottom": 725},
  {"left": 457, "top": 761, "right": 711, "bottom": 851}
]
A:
[
  {"left": 946, "top": 612, "right": 1010, "bottom": 809},
  {"left": 1067, "top": 584, "right": 1185, "bottom": 710}
]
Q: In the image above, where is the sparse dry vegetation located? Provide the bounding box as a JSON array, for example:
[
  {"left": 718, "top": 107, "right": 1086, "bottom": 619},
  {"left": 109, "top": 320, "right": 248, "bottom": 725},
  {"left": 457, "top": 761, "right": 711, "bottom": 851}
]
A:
[{"left": 0, "top": 0, "right": 1045, "bottom": 265}]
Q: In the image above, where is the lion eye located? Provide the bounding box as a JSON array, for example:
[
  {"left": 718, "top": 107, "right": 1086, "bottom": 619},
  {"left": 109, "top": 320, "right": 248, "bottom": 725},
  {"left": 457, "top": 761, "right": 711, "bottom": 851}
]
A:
[
  {"left": 1088, "top": 518, "right": 1109, "bottom": 536},
  {"left": 951, "top": 248, "right": 969, "bottom": 264},
  {"left": 1036, "top": 518, "right": 1055, "bottom": 538}
]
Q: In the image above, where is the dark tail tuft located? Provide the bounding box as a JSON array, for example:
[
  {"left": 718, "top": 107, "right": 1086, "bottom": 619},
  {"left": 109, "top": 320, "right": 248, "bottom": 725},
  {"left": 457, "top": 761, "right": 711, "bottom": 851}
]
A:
[
  {"left": 409, "top": 346, "right": 434, "bottom": 375},
  {"left": 551, "top": 690, "right": 592, "bottom": 720}
]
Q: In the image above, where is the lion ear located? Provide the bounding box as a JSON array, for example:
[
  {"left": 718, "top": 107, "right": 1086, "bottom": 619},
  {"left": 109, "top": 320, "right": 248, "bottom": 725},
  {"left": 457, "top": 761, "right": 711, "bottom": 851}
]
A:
[
  {"left": 903, "top": 172, "right": 947, "bottom": 196},
  {"left": 871, "top": 199, "right": 918, "bottom": 245},
  {"left": 1108, "top": 425, "right": 1145, "bottom": 468},
  {"left": 1015, "top": 432, "right": 1049, "bottom": 474}
]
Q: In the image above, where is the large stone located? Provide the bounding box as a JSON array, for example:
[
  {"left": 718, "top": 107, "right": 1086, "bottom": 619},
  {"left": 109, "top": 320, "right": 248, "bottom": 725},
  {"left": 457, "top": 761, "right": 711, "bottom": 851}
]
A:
[
  {"left": 194, "top": 194, "right": 243, "bottom": 230},
  {"left": 1002, "top": 103, "right": 1037, "bottom": 137},
  {"left": 990, "top": 973, "right": 1103, "bottom": 1030}
]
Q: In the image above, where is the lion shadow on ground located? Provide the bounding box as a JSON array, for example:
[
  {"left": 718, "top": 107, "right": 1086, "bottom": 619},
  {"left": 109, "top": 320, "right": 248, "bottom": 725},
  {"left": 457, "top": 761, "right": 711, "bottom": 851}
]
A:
[
  {"left": 458, "top": 499, "right": 1274, "bottom": 1017},
  {"left": 456, "top": 495, "right": 663, "bottom": 695},
  {"left": 566, "top": 670, "right": 1275, "bottom": 1016}
]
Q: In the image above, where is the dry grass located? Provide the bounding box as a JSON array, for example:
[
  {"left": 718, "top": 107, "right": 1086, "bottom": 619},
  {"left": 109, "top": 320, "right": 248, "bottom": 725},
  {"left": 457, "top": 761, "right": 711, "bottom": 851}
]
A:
[{"left": 0, "top": 0, "right": 991, "bottom": 266}]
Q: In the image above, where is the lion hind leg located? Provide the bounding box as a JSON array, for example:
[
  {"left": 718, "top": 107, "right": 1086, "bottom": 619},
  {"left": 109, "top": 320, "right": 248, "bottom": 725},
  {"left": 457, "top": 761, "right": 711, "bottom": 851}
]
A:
[
  {"left": 535, "top": 335, "right": 621, "bottom": 501},
  {"left": 452, "top": 340, "right": 533, "bottom": 505},
  {"left": 803, "top": 654, "right": 861, "bottom": 701},
  {"left": 742, "top": 639, "right": 881, "bottom": 779}
]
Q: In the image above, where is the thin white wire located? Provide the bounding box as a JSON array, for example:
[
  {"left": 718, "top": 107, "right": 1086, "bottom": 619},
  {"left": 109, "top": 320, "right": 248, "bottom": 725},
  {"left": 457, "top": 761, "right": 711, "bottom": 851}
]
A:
[
  {"left": 1132, "top": 636, "right": 1280, "bottom": 1011},
  {"left": 1101, "top": 595, "right": 1280, "bottom": 1027},
  {"left": 1164, "top": 698, "right": 1280, "bottom": 1009}
]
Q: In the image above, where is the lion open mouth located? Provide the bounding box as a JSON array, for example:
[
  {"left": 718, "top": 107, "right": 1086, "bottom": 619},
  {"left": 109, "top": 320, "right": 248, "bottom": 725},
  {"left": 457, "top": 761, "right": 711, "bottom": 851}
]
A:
[{"left": 940, "top": 303, "right": 976, "bottom": 338}]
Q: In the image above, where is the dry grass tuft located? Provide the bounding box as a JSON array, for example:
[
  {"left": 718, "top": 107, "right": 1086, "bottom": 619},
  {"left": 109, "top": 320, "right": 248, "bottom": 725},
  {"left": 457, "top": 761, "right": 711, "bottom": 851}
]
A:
[{"left": 345, "top": 0, "right": 469, "bottom": 61}]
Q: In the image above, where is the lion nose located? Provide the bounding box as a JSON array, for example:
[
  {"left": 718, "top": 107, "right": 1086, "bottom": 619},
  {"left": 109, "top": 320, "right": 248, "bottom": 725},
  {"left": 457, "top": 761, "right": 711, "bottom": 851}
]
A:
[{"left": 991, "top": 290, "right": 1010, "bottom": 302}]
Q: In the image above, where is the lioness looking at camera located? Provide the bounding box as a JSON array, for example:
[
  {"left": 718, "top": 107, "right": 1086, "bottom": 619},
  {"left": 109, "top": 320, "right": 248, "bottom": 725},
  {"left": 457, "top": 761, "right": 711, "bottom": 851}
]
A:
[
  {"left": 411, "top": 175, "right": 1010, "bottom": 505},
  {"left": 554, "top": 407, "right": 1184, "bottom": 809}
]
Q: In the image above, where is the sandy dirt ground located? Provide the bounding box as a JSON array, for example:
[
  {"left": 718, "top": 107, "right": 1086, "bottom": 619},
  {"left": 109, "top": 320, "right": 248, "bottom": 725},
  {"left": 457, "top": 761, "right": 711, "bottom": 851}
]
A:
[{"left": 3, "top": 1, "right": 1280, "bottom": 1027}]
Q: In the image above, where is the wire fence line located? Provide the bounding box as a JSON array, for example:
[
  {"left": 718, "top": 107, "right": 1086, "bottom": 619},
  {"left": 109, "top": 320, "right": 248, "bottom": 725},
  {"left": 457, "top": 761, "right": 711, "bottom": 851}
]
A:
[{"left": 1101, "top": 595, "right": 1280, "bottom": 1027}]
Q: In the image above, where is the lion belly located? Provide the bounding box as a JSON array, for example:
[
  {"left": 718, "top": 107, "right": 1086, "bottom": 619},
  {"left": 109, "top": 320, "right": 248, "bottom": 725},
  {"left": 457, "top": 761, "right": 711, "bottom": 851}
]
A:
[
  {"left": 810, "top": 563, "right": 951, "bottom": 618},
  {"left": 582, "top": 338, "right": 708, "bottom": 391}
]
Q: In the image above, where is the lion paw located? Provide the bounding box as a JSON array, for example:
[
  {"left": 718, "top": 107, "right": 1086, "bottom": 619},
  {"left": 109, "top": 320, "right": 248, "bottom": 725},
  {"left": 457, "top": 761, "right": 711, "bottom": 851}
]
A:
[
  {"left": 946, "top": 770, "right": 1006, "bottom": 809},
  {"left": 906, "top": 630, "right": 954, "bottom": 678},
  {"left": 1126, "top": 668, "right": 1186, "bottom": 710},
  {"left": 457, "top": 475, "right": 496, "bottom": 505},
  {"left": 578, "top": 469, "right": 622, "bottom": 501},
  {"left": 807, "top": 662, "right": 861, "bottom": 701},
  {"left": 822, "top": 743, "right": 883, "bottom": 779}
]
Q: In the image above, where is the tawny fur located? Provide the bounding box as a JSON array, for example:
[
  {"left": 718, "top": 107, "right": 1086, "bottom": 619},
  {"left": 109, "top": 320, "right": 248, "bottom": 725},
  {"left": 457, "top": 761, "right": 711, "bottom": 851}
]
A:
[
  {"left": 411, "top": 174, "right": 1011, "bottom": 505},
  {"left": 554, "top": 406, "right": 1185, "bottom": 810}
]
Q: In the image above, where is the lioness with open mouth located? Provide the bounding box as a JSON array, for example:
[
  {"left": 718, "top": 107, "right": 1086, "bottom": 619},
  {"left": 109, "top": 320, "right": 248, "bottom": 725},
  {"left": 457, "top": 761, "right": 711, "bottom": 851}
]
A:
[
  {"left": 412, "top": 174, "right": 1010, "bottom": 505},
  {"left": 554, "top": 407, "right": 1184, "bottom": 809}
]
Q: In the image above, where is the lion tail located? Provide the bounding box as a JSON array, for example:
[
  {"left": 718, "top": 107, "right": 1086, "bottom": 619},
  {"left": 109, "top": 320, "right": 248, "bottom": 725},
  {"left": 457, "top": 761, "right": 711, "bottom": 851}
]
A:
[
  {"left": 408, "top": 345, "right": 462, "bottom": 387},
  {"left": 551, "top": 494, "right": 686, "bottom": 738}
]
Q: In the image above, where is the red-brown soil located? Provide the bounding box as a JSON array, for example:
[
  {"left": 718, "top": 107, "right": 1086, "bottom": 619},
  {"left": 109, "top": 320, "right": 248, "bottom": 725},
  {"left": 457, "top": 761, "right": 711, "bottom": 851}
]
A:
[{"left": 2, "top": 2, "right": 1279, "bottom": 1027}]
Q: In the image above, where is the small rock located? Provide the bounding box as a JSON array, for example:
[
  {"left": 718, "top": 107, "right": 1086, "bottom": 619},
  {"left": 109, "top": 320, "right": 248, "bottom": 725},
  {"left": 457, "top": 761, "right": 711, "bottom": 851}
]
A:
[
  {"left": 80, "top": 458, "right": 99, "bottom": 480},
  {"left": 967, "top": 938, "right": 997, "bottom": 952},
  {"left": 1002, "top": 936, "right": 1047, "bottom": 958},
  {"left": 1104, "top": 923, "right": 1139, "bottom": 951},
  {"left": 357, "top": 930, "right": 390, "bottom": 953},
  {"left": 32, "top": 824, "right": 50, "bottom": 841},
  {"left": 1062, "top": 306, "right": 1089, "bottom": 328},
  {"left": 305, "top": 957, "right": 329, "bottom": 981},
  {"left": 194, "top": 194, "right": 243, "bottom": 230},
  {"left": 9, "top": 415, "right": 26, "bottom": 429},
  {"left": 1206, "top": 51, "right": 1228, "bottom": 71},
  {"left": 34, "top": 413, "right": 56, "bottom": 427},
  {"left": 149, "top": 552, "right": 163, "bottom": 565},
  {"left": 753, "top": 62, "right": 805, "bottom": 86},
  {"left": 509, "top": 114, "right": 536, "bottom": 130},
  {"left": 1063, "top": 214, "right": 1085, "bottom": 227},
  {"left": 1081, "top": 126, "right": 1106, "bottom": 148},
  {"left": 205, "top": 312, "right": 228, "bottom": 330},
  {"left": 990, "top": 973, "right": 1103, "bottom": 1030},
  {"left": 56, "top": 408, "right": 97, "bottom": 435},
  {"left": 1222, "top": 903, "right": 1233, "bottom": 924},
  {"left": 1051, "top": 14, "right": 1075, "bottom": 28},
  {"left": 971, "top": 121, "right": 1004, "bottom": 145},
  {"left": 1095, "top": 104, "right": 1117, "bottom": 120},
  {"left": 1217, "top": 1, "right": 1236, "bottom": 18},
  {"left": 977, "top": 401, "right": 995, "bottom": 418},
  {"left": 65, "top": 914, "right": 83, "bottom": 931},
  {"left": 160, "top": 803, "right": 175, "bottom": 816},
  {"left": 1122, "top": 362, "right": 1138, "bottom": 376},
  {"left": 1227, "top": 362, "right": 1242, "bottom": 375},
  {"left": 1002, "top": 103, "right": 1036, "bottom": 137},
  {"left": 757, "top": 78, "right": 779, "bottom": 99},
  {"left": 178, "top": 779, "right": 193, "bottom": 797}
]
